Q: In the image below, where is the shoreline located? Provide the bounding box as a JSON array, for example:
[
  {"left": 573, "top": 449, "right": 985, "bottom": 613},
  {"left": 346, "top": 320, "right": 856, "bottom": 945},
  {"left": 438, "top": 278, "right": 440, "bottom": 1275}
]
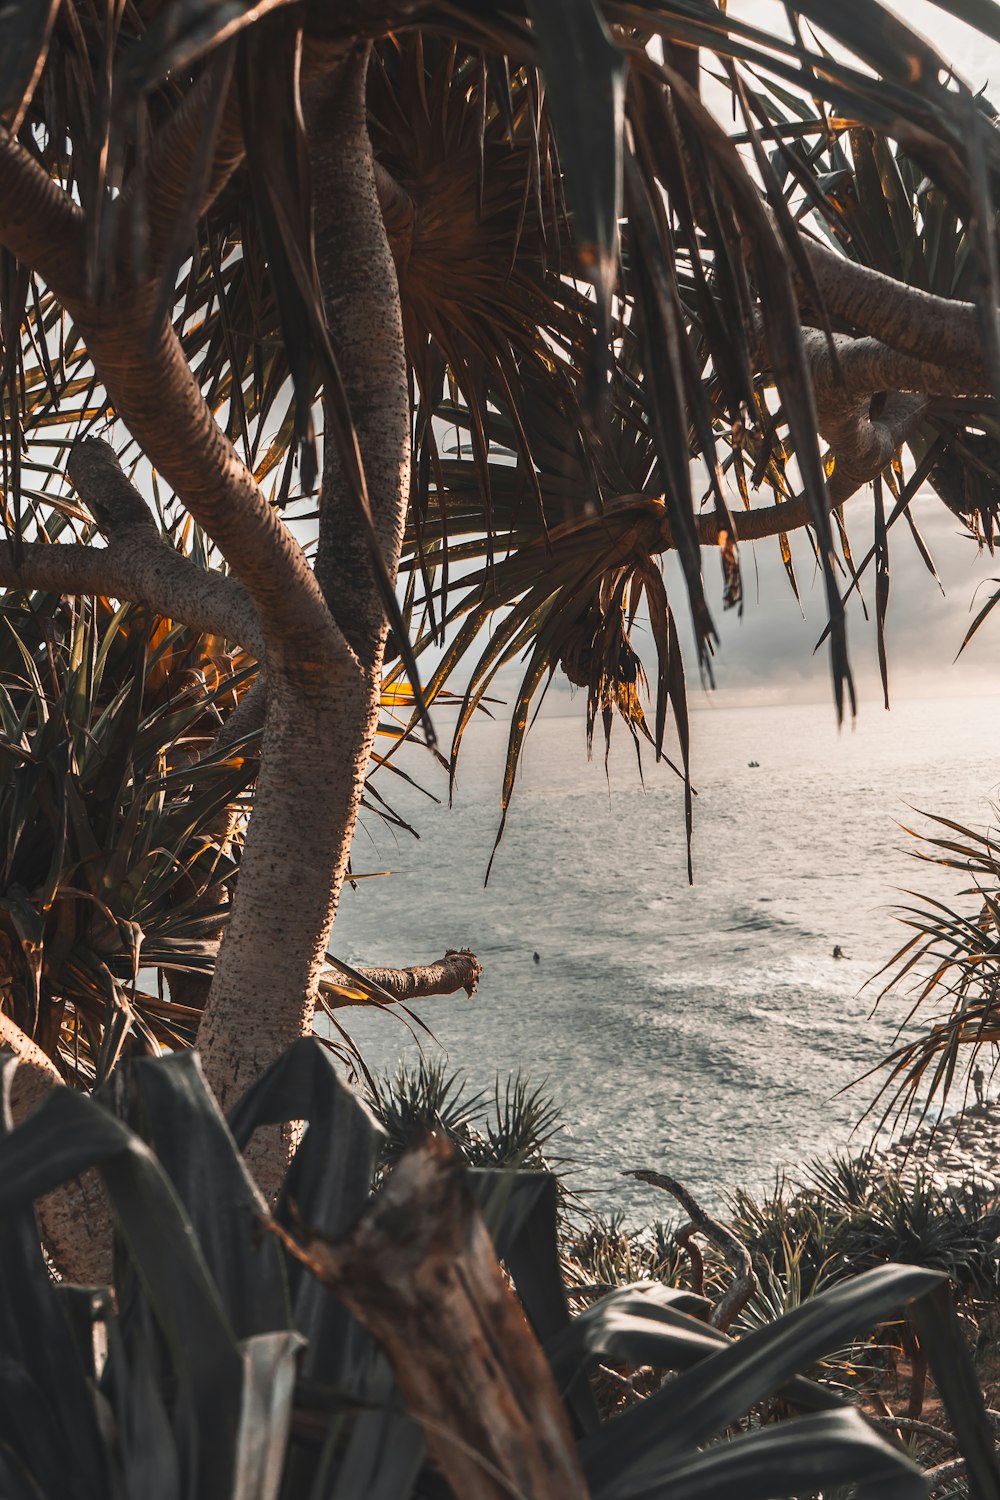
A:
[{"left": 881, "top": 1099, "right": 1000, "bottom": 1191}]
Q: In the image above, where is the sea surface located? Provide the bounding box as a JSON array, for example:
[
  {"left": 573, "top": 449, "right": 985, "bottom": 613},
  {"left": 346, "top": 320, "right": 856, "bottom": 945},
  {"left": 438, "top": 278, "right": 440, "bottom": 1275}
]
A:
[{"left": 327, "top": 693, "right": 1000, "bottom": 1221}]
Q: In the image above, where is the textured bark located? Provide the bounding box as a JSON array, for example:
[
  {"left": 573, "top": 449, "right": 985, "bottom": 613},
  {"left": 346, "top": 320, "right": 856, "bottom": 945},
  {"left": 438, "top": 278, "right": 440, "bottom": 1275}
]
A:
[
  {"left": 276, "top": 1135, "right": 590, "bottom": 1500},
  {"left": 195, "top": 674, "right": 371, "bottom": 1132},
  {"left": 68, "top": 301, "right": 342, "bottom": 673},
  {"left": 196, "top": 49, "right": 411, "bottom": 1197},
  {"left": 801, "top": 330, "right": 985, "bottom": 403},
  {"left": 55, "top": 440, "right": 263, "bottom": 653},
  {"left": 796, "top": 329, "right": 966, "bottom": 504},
  {"left": 813, "top": 390, "right": 928, "bottom": 507},
  {"left": 0, "top": 134, "right": 344, "bottom": 677},
  {"left": 741, "top": 322, "right": 966, "bottom": 508},
  {"left": 0, "top": 1015, "right": 112, "bottom": 1284},
  {"left": 325, "top": 949, "right": 483, "bottom": 1004},
  {"left": 800, "top": 235, "right": 993, "bottom": 380},
  {"left": 309, "top": 50, "right": 411, "bottom": 664},
  {"left": 0, "top": 129, "right": 86, "bottom": 298},
  {"left": 625, "top": 1168, "right": 756, "bottom": 1332}
]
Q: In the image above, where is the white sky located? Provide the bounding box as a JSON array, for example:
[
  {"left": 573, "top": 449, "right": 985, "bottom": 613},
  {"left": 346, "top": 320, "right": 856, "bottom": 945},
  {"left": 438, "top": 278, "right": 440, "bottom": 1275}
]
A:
[{"left": 730, "top": 0, "right": 1000, "bottom": 92}]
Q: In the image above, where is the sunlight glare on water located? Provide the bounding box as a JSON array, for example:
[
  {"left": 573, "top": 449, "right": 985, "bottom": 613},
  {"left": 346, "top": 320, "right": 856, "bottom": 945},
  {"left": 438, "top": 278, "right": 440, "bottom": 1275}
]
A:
[{"left": 330, "top": 694, "right": 1000, "bottom": 1218}]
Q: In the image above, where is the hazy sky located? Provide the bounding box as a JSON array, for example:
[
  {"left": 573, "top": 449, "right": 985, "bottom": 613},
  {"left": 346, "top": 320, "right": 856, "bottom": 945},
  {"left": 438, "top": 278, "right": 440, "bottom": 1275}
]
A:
[{"left": 730, "top": 0, "right": 1000, "bottom": 90}]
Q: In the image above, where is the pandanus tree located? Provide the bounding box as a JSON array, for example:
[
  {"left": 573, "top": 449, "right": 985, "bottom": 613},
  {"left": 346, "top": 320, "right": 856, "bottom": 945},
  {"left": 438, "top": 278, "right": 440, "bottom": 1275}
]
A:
[{"left": 3, "top": 0, "right": 1000, "bottom": 1279}]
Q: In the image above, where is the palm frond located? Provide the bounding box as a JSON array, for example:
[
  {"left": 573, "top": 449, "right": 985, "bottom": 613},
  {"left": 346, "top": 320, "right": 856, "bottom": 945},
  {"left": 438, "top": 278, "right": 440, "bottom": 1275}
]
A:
[{"left": 866, "top": 807, "right": 1000, "bottom": 1127}]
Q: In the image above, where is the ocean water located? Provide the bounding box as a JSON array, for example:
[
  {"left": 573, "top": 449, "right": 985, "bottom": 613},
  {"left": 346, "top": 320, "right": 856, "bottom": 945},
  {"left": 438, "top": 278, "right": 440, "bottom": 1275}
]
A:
[{"left": 328, "top": 693, "right": 1000, "bottom": 1220}]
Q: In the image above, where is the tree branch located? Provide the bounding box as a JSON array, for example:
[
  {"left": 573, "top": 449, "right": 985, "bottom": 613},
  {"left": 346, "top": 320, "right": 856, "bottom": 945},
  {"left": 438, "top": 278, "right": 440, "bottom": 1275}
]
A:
[
  {"left": 745, "top": 321, "right": 965, "bottom": 514},
  {"left": 323, "top": 949, "right": 483, "bottom": 1006},
  {"left": 923, "top": 1456, "right": 971, "bottom": 1488},
  {"left": 0, "top": 130, "right": 86, "bottom": 299},
  {"left": 797, "top": 327, "right": 985, "bottom": 505},
  {"left": 214, "top": 674, "right": 267, "bottom": 747},
  {"left": 309, "top": 48, "right": 410, "bottom": 665},
  {"left": 866, "top": 1414, "right": 957, "bottom": 1448},
  {"left": 0, "top": 439, "right": 265, "bottom": 653},
  {"left": 793, "top": 314, "right": 1000, "bottom": 506},
  {"left": 803, "top": 331, "right": 984, "bottom": 403},
  {"left": 624, "top": 1168, "right": 757, "bottom": 1332},
  {"left": 0, "top": 537, "right": 260, "bottom": 650},
  {"left": 814, "top": 389, "right": 928, "bottom": 507},
  {"left": 0, "top": 137, "right": 348, "bottom": 679},
  {"left": 800, "top": 234, "right": 992, "bottom": 382},
  {"left": 65, "top": 305, "right": 344, "bottom": 678}
]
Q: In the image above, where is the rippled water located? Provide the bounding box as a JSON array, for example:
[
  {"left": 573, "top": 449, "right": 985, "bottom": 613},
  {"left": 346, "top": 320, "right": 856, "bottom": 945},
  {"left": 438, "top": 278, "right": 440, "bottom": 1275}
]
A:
[{"left": 328, "top": 693, "right": 1000, "bottom": 1218}]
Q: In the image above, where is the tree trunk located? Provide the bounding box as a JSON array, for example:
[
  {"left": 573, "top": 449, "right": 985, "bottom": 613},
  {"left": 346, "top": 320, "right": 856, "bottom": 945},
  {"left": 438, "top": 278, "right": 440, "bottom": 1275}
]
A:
[
  {"left": 0, "top": 1015, "right": 111, "bottom": 1283},
  {"left": 309, "top": 50, "right": 411, "bottom": 663},
  {"left": 195, "top": 46, "right": 411, "bottom": 1198},
  {"left": 196, "top": 673, "right": 380, "bottom": 1194}
]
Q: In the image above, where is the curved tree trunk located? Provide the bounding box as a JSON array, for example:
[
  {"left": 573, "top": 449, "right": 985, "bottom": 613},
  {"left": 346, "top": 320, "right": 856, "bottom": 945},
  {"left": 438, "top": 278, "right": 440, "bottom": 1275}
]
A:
[
  {"left": 195, "top": 46, "right": 411, "bottom": 1200},
  {"left": 195, "top": 675, "right": 380, "bottom": 1191}
]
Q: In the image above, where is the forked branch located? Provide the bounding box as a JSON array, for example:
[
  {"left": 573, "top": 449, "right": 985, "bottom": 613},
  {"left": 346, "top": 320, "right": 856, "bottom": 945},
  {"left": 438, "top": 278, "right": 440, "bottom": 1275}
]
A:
[
  {"left": 0, "top": 131, "right": 347, "bottom": 679},
  {"left": 1, "top": 439, "right": 266, "bottom": 654},
  {"left": 624, "top": 1167, "right": 757, "bottom": 1331}
]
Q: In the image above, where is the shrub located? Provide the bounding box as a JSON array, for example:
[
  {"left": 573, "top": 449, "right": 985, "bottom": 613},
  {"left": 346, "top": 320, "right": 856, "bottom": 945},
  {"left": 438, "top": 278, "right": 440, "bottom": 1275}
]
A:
[{"left": 0, "top": 1040, "right": 996, "bottom": 1499}]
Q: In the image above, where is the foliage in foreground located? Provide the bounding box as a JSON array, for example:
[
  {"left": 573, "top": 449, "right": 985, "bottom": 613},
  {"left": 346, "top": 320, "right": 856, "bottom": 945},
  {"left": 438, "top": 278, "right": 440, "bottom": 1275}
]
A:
[
  {"left": 570, "top": 1151, "right": 1000, "bottom": 1437},
  {"left": 1, "top": 1039, "right": 999, "bottom": 1500}
]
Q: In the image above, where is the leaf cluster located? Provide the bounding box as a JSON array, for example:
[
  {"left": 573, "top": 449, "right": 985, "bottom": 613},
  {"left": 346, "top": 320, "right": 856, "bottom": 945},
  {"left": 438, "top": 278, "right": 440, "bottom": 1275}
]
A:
[
  {"left": 0, "top": 588, "right": 254, "bottom": 1085},
  {"left": 868, "top": 806, "right": 1000, "bottom": 1126},
  {"left": 366, "top": 1056, "right": 565, "bottom": 1173},
  {"left": 5, "top": 0, "right": 1000, "bottom": 856},
  {"left": 1, "top": 1038, "right": 998, "bottom": 1498}
]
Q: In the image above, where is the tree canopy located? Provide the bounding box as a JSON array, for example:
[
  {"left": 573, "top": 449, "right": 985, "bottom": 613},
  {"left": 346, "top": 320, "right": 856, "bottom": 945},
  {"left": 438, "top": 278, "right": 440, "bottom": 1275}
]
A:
[{"left": 3, "top": 0, "right": 1000, "bottom": 1261}]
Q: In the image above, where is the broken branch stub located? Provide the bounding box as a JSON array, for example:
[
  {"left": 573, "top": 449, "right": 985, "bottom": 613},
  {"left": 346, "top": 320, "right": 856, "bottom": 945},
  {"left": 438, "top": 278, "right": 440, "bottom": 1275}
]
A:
[{"left": 323, "top": 948, "right": 484, "bottom": 1006}]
